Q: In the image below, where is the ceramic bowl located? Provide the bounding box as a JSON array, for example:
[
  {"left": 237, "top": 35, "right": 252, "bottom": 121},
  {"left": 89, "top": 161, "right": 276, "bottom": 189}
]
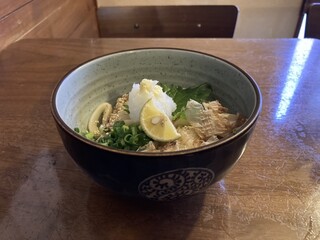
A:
[{"left": 51, "top": 48, "right": 262, "bottom": 201}]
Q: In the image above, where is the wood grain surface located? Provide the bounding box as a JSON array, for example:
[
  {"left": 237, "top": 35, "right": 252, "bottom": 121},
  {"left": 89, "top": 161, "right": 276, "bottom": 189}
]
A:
[
  {"left": 0, "top": 38, "right": 320, "bottom": 240},
  {"left": 0, "top": 0, "right": 99, "bottom": 51}
]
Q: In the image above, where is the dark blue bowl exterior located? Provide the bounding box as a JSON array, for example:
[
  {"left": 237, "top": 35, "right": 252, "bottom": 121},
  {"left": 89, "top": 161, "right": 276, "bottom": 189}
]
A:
[{"left": 55, "top": 119, "right": 256, "bottom": 201}]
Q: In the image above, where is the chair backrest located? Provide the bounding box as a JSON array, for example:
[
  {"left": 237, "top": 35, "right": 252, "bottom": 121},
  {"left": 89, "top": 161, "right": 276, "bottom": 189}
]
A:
[
  {"left": 97, "top": 5, "right": 238, "bottom": 38},
  {"left": 305, "top": 3, "right": 320, "bottom": 38}
]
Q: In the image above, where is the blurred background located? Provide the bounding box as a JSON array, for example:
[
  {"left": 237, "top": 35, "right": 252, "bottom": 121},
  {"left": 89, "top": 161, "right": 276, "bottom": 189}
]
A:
[
  {"left": 98, "top": 0, "right": 302, "bottom": 38},
  {"left": 0, "top": 0, "right": 318, "bottom": 51}
]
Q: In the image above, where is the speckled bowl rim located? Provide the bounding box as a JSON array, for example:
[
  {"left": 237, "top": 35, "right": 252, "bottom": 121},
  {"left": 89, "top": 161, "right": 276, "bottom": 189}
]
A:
[{"left": 51, "top": 47, "right": 262, "bottom": 157}]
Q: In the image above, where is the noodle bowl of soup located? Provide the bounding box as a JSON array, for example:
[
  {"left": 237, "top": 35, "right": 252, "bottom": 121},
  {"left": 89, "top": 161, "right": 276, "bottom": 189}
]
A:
[{"left": 51, "top": 48, "right": 262, "bottom": 201}]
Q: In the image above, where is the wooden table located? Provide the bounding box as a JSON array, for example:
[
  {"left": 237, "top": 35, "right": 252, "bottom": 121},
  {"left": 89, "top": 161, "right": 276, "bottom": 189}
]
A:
[{"left": 1, "top": 38, "right": 320, "bottom": 240}]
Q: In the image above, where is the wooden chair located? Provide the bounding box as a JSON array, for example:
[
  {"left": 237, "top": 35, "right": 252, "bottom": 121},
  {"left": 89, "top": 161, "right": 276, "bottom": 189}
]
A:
[
  {"left": 97, "top": 5, "right": 238, "bottom": 38},
  {"left": 305, "top": 3, "right": 320, "bottom": 38}
]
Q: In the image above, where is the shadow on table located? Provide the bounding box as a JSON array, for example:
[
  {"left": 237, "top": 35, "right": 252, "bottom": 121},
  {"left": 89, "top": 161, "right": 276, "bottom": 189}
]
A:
[{"left": 85, "top": 184, "right": 206, "bottom": 239}]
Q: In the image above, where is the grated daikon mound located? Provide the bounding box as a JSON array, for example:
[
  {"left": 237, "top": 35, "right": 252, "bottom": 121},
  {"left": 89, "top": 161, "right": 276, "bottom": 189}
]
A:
[{"left": 128, "top": 79, "right": 176, "bottom": 122}]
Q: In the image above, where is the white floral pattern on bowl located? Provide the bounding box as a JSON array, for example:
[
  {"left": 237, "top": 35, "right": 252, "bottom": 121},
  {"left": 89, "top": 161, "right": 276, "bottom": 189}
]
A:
[{"left": 139, "top": 168, "right": 215, "bottom": 201}]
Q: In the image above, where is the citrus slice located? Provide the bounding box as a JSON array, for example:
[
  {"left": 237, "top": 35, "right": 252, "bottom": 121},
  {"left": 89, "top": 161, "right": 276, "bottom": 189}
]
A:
[{"left": 140, "top": 99, "right": 181, "bottom": 142}]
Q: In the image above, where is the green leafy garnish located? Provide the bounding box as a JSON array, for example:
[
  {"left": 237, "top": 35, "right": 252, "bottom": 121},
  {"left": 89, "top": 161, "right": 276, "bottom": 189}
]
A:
[
  {"left": 74, "top": 128, "right": 95, "bottom": 140},
  {"left": 75, "top": 121, "right": 151, "bottom": 150},
  {"left": 99, "top": 121, "right": 151, "bottom": 150},
  {"left": 161, "top": 83, "right": 213, "bottom": 122}
]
